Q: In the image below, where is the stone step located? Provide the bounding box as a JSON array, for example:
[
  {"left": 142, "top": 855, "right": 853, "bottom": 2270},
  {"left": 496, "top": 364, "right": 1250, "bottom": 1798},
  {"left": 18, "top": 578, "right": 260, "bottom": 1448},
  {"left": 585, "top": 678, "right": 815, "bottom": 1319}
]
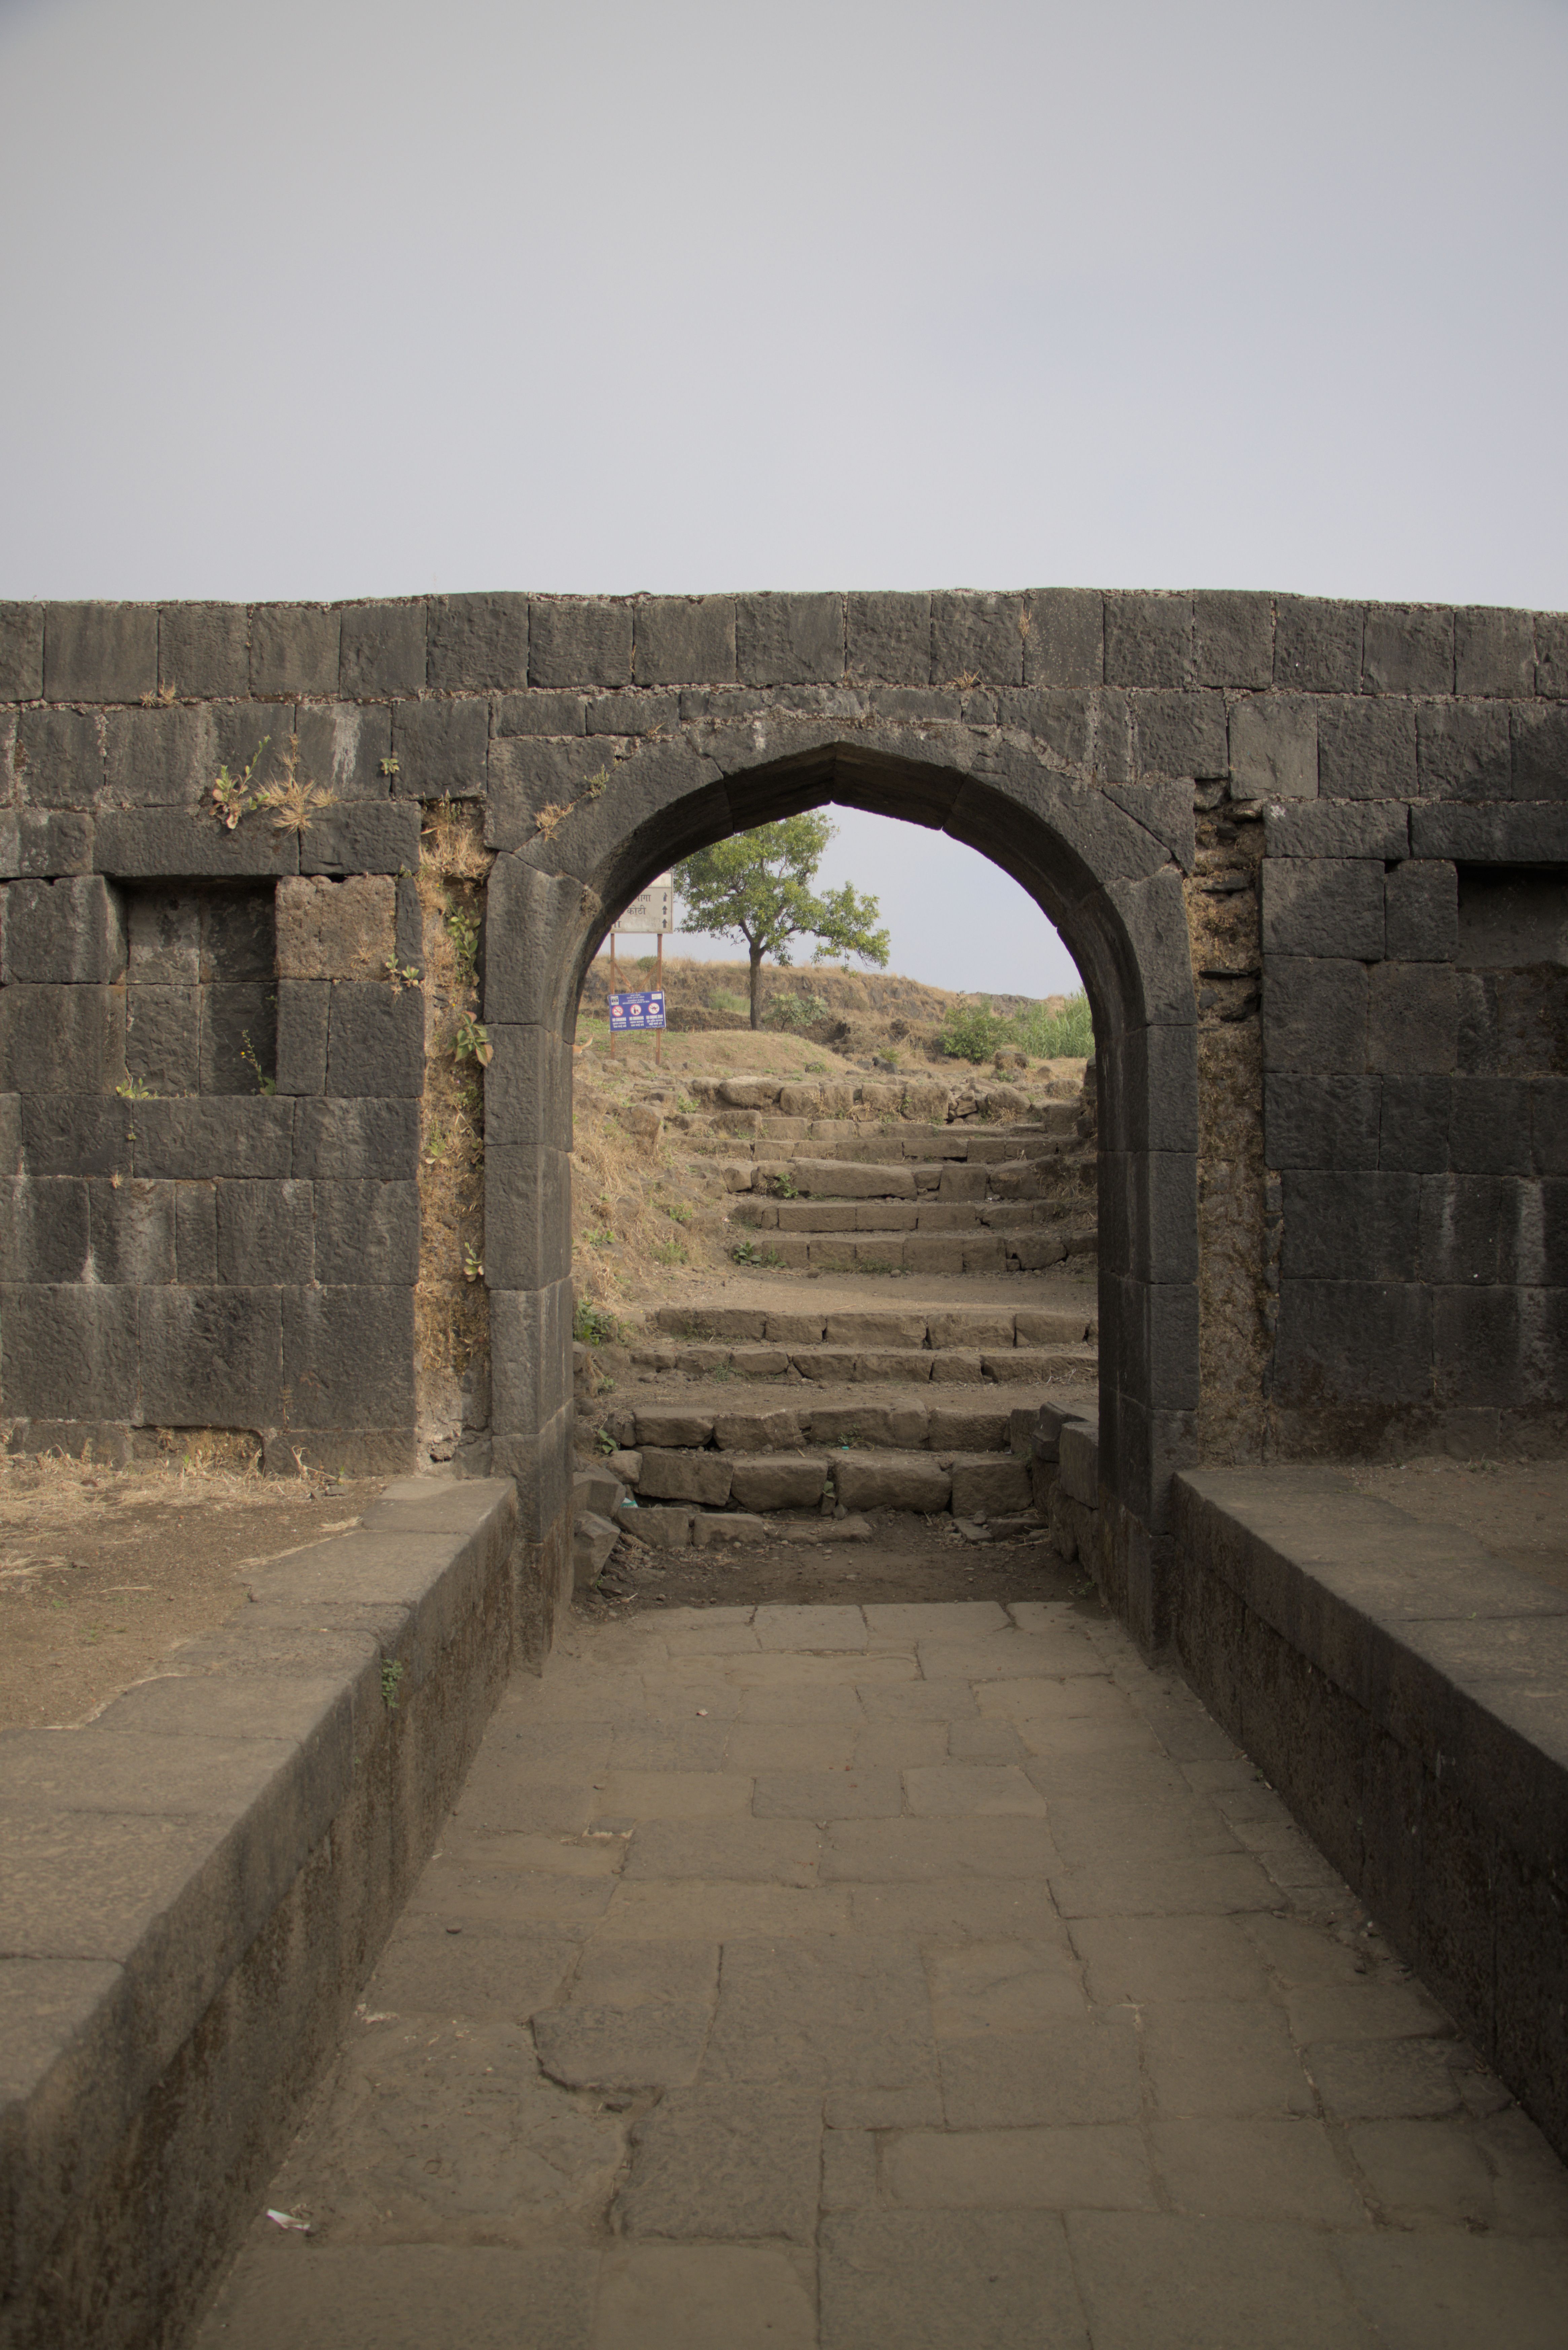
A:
[
  {"left": 730, "top": 1197, "right": 1074, "bottom": 1235},
  {"left": 613, "top": 1445, "right": 1037, "bottom": 1518},
  {"left": 600, "top": 1390, "right": 1080, "bottom": 1457},
  {"left": 648, "top": 1305, "right": 1097, "bottom": 1348},
  {"left": 726, "top": 1155, "right": 1088, "bottom": 1203},
  {"left": 683, "top": 1119, "right": 1079, "bottom": 1165},
  {"left": 629, "top": 1340, "right": 1098, "bottom": 1386},
  {"left": 726, "top": 1227, "right": 1098, "bottom": 1273}
]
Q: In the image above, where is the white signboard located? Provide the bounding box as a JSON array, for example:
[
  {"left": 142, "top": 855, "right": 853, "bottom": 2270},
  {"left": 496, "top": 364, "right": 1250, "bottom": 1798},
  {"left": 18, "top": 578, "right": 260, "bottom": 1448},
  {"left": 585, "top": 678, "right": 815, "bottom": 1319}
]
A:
[{"left": 617, "top": 874, "right": 675, "bottom": 933}]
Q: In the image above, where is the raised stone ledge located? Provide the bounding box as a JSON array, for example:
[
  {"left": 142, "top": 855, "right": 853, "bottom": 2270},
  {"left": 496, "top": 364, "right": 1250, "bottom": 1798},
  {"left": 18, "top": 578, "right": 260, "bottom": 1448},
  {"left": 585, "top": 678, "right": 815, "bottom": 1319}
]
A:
[
  {"left": 1171, "top": 1465, "right": 1568, "bottom": 2163},
  {"left": 0, "top": 1475, "right": 521, "bottom": 2350}
]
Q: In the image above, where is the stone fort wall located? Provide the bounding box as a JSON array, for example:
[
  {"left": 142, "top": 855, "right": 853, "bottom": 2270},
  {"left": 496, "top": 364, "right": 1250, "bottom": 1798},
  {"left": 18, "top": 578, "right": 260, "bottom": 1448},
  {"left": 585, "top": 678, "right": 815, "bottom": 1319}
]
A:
[{"left": 1, "top": 590, "right": 1563, "bottom": 1639}]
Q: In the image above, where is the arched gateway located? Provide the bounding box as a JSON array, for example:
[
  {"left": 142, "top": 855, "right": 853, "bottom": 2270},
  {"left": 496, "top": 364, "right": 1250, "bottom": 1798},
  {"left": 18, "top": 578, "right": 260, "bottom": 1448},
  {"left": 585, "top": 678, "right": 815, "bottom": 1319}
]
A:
[
  {"left": 484, "top": 726, "right": 1200, "bottom": 1653},
  {"left": 2, "top": 588, "right": 1564, "bottom": 1659}
]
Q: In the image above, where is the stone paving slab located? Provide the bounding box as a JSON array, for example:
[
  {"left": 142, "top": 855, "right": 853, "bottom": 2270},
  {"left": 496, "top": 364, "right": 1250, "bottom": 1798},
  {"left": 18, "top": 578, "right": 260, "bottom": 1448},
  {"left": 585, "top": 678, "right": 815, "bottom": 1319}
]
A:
[{"left": 196, "top": 1599, "right": 1568, "bottom": 2349}]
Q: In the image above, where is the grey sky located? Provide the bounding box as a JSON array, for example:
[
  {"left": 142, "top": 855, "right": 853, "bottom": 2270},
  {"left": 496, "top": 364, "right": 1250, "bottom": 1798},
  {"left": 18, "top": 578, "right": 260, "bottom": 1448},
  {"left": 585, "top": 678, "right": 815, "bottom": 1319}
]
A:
[{"left": 4, "top": 0, "right": 1564, "bottom": 996}]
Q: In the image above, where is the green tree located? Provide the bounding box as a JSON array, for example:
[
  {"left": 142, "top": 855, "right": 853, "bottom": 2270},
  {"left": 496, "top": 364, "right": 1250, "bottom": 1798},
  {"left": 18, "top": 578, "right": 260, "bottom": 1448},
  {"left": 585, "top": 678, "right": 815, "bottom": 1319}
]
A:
[{"left": 673, "top": 815, "right": 890, "bottom": 1030}]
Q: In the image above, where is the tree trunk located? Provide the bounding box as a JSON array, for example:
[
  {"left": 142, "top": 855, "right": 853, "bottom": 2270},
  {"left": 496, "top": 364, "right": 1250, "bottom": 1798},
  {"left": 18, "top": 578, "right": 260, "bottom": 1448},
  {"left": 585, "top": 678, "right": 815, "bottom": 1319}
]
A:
[{"left": 749, "top": 941, "right": 764, "bottom": 1029}]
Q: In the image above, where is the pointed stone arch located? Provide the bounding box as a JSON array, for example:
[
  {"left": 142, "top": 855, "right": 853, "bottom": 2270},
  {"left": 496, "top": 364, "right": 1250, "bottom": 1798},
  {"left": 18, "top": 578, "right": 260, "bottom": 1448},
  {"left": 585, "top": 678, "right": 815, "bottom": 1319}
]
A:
[{"left": 483, "top": 724, "right": 1199, "bottom": 1650}]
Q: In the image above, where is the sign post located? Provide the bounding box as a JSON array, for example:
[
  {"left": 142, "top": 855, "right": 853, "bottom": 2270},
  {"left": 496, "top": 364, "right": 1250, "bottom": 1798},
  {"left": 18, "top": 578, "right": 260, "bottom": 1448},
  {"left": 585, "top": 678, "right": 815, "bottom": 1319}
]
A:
[{"left": 604, "top": 873, "right": 675, "bottom": 1067}]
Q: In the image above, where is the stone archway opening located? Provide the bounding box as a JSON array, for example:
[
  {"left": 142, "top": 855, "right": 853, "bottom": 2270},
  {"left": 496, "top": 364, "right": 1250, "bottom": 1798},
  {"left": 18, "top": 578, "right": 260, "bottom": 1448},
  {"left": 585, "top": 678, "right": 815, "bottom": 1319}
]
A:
[{"left": 482, "top": 737, "right": 1199, "bottom": 1655}]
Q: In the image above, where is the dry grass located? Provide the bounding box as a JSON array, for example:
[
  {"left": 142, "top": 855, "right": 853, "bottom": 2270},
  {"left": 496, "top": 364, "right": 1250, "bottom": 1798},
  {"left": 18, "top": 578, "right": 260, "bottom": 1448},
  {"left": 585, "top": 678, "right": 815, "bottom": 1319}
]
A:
[{"left": 415, "top": 804, "right": 492, "bottom": 1420}]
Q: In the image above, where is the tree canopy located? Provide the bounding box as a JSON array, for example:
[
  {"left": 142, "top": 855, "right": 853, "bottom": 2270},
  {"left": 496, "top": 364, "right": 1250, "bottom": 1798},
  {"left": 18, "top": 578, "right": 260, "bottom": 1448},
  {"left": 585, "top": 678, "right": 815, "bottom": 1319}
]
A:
[{"left": 672, "top": 814, "right": 890, "bottom": 1029}]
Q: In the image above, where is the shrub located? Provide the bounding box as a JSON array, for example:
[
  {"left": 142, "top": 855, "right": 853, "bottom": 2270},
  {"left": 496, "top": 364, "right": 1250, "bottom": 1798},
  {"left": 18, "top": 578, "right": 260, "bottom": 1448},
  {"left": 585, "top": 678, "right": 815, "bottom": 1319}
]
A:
[
  {"left": 1008, "top": 992, "right": 1094, "bottom": 1059},
  {"left": 940, "top": 1001, "right": 1008, "bottom": 1063},
  {"left": 573, "top": 1299, "right": 623, "bottom": 1345},
  {"left": 765, "top": 990, "right": 827, "bottom": 1032}
]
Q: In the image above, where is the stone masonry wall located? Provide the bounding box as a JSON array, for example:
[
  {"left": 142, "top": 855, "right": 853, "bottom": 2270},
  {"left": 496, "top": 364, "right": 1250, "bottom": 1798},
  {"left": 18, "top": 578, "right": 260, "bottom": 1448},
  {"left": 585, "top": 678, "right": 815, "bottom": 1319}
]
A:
[{"left": 0, "top": 592, "right": 1564, "bottom": 1601}]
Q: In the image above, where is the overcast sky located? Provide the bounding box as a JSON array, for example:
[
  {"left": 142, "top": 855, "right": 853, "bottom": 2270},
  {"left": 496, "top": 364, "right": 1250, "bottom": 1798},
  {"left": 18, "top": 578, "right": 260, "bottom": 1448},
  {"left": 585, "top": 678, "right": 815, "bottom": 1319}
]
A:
[{"left": 4, "top": 0, "right": 1565, "bottom": 997}]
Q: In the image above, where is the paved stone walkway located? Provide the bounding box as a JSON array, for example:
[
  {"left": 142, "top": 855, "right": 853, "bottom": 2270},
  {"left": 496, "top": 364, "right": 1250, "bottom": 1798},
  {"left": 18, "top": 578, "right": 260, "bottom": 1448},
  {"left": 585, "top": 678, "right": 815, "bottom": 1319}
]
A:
[{"left": 197, "top": 1600, "right": 1568, "bottom": 2348}]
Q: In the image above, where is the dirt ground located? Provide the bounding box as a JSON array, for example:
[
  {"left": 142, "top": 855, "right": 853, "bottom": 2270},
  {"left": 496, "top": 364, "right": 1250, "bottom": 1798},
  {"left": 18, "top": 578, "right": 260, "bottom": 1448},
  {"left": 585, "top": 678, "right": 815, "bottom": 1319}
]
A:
[
  {"left": 1347, "top": 1458, "right": 1568, "bottom": 1596},
  {"left": 0, "top": 1453, "right": 383, "bottom": 1731},
  {"left": 574, "top": 1511, "right": 1103, "bottom": 1623}
]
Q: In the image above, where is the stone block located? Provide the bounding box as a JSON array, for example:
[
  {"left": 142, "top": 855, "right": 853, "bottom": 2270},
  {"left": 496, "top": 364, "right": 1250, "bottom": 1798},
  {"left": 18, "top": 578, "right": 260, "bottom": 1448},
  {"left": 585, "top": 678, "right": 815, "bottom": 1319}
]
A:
[
  {"left": 216, "top": 1179, "right": 314, "bottom": 1283},
  {"left": 528, "top": 598, "right": 632, "bottom": 687},
  {"left": 249, "top": 603, "right": 340, "bottom": 696},
  {"left": 1261, "top": 802, "right": 1406, "bottom": 859},
  {"left": 633, "top": 597, "right": 735, "bottom": 685},
  {"left": 0, "top": 984, "right": 124, "bottom": 1094},
  {"left": 0, "top": 1281, "right": 138, "bottom": 1417},
  {"left": 326, "top": 982, "right": 424, "bottom": 1097},
  {"left": 132, "top": 1096, "right": 295, "bottom": 1180},
  {"left": 200, "top": 982, "right": 276, "bottom": 1095},
  {"left": 693, "top": 1512, "right": 771, "bottom": 1548},
  {"left": 390, "top": 696, "right": 490, "bottom": 797},
  {"left": 274, "top": 982, "right": 328, "bottom": 1096},
  {"left": 338, "top": 601, "right": 426, "bottom": 695},
  {"left": 484, "top": 1024, "right": 570, "bottom": 1150},
  {"left": 638, "top": 1450, "right": 734, "bottom": 1506},
  {"left": 175, "top": 1181, "right": 217, "bottom": 1280},
  {"left": 157, "top": 603, "right": 248, "bottom": 698},
  {"left": 1416, "top": 701, "right": 1510, "bottom": 799},
  {"left": 2, "top": 876, "right": 125, "bottom": 983},
  {"left": 1260, "top": 859, "right": 1385, "bottom": 960},
  {"left": 0, "top": 1177, "right": 90, "bottom": 1282},
  {"left": 1379, "top": 1075, "right": 1450, "bottom": 1172},
  {"left": 93, "top": 808, "right": 299, "bottom": 879},
  {"left": 1510, "top": 702, "right": 1568, "bottom": 800},
  {"left": 1274, "top": 597, "right": 1362, "bottom": 691},
  {"left": 1191, "top": 591, "right": 1273, "bottom": 688},
  {"left": 834, "top": 1453, "right": 952, "bottom": 1512},
  {"left": 276, "top": 874, "right": 396, "bottom": 980},
  {"left": 492, "top": 690, "right": 587, "bottom": 737},
  {"left": 1104, "top": 593, "right": 1192, "bottom": 687},
  {"left": 1362, "top": 604, "right": 1453, "bottom": 696},
  {"left": 292, "top": 702, "right": 393, "bottom": 803},
  {"left": 585, "top": 690, "right": 676, "bottom": 737},
  {"left": 16, "top": 808, "right": 93, "bottom": 876},
  {"left": 490, "top": 1280, "right": 573, "bottom": 1432},
  {"left": 1228, "top": 696, "right": 1317, "bottom": 803},
  {"left": 949, "top": 1456, "right": 1032, "bottom": 1517},
  {"left": 1316, "top": 697, "right": 1417, "bottom": 800},
  {"left": 736, "top": 594, "right": 843, "bottom": 684},
  {"left": 0, "top": 1094, "right": 18, "bottom": 1177},
  {"left": 1448, "top": 1078, "right": 1534, "bottom": 1176},
  {"left": 1536, "top": 610, "right": 1568, "bottom": 697},
  {"left": 837, "top": 591, "right": 939, "bottom": 693},
  {"left": 103, "top": 705, "right": 220, "bottom": 809},
  {"left": 298, "top": 797, "right": 421, "bottom": 877},
  {"left": 1385, "top": 862, "right": 1457, "bottom": 962},
  {"left": 729, "top": 1454, "right": 827, "bottom": 1511},
  {"left": 1133, "top": 690, "right": 1228, "bottom": 781},
  {"left": 1410, "top": 802, "right": 1568, "bottom": 863},
  {"left": 1454, "top": 606, "right": 1536, "bottom": 697},
  {"left": 485, "top": 733, "right": 625, "bottom": 853},
  {"left": 282, "top": 1283, "right": 415, "bottom": 1428},
  {"left": 931, "top": 593, "right": 1023, "bottom": 686},
  {"left": 618, "top": 1501, "right": 696, "bottom": 1548},
  {"left": 138, "top": 1283, "right": 282, "bottom": 1422},
  {"left": 484, "top": 1145, "right": 573, "bottom": 1288},
  {"left": 197, "top": 888, "right": 272, "bottom": 981},
  {"left": 1280, "top": 1169, "right": 1420, "bottom": 1279},
  {"left": 308, "top": 1183, "right": 419, "bottom": 1287},
  {"left": 1263, "top": 1073, "right": 1380, "bottom": 1170},
  {"left": 1368, "top": 963, "right": 1457, "bottom": 1075},
  {"left": 124, "top": 985, "right": 200, "bottom": 1095},
  {"left": 1021, "top": 589, "right": 1102, "bottom": 688},
  {"left": 17, "top": 708, "right": 104, "bottom": 807},
  {"left": 1261, "top": 959, "right": 1368, "bottom": 1074},
  {"left": 426, "top": 594, "right": 529, "bottom": 691},
  {"left": 87, "top": 1176, "right": 174, "bottom": 1284},
  {"left": 0, "top": 604, "right": 44, "bottom": 699},
  {"left": 293, "top": 1096, "right": 419, "bottom": 1180},
  {"left": 395, "top": 876, "right": 421, "bottom": 971},
  {"left": 43, "top": 602, "right": 157, "bottom": 702},
  {"left": 1532, "top": 1080, "right": 1568, "bottom": 1175},
  {"left": 1271, "top": 1279, "right": 1432, "bottom": 1405},
  {"left": 20, "top": 1096, "right": 132, "bottom": 1178}
]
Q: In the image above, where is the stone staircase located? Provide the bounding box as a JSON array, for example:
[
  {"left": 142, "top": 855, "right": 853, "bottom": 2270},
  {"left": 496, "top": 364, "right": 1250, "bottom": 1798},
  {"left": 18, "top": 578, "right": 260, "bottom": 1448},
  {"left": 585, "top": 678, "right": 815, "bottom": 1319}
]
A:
[{"left": 572, "top": 1059, "right": 1100, "bottom": 1577}]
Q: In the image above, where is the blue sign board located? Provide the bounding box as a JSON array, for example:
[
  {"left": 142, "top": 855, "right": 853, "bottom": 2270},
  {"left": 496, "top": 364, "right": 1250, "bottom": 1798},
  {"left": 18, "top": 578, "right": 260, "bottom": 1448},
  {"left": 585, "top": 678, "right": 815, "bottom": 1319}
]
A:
[{"left": 608, "top": 991, "right": 666, "bottom": 1033}]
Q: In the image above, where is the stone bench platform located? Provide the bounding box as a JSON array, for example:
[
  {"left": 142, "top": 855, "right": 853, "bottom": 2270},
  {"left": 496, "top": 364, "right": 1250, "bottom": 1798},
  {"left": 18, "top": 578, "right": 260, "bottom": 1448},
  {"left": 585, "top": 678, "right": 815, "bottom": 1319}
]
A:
[
  {"left": 0, "top": 1477, "right": 526, "bottom": 2350},
  {"left": 1171, "top": 1466, "right": 1568, "bottom": 2164}
]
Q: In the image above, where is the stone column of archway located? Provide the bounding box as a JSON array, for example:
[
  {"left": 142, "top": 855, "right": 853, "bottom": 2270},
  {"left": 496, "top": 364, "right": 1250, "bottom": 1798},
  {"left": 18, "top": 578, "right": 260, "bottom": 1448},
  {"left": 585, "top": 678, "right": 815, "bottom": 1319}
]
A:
[{"left": 481, "top": 719, "right": 1199, "bottom": 1655}]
